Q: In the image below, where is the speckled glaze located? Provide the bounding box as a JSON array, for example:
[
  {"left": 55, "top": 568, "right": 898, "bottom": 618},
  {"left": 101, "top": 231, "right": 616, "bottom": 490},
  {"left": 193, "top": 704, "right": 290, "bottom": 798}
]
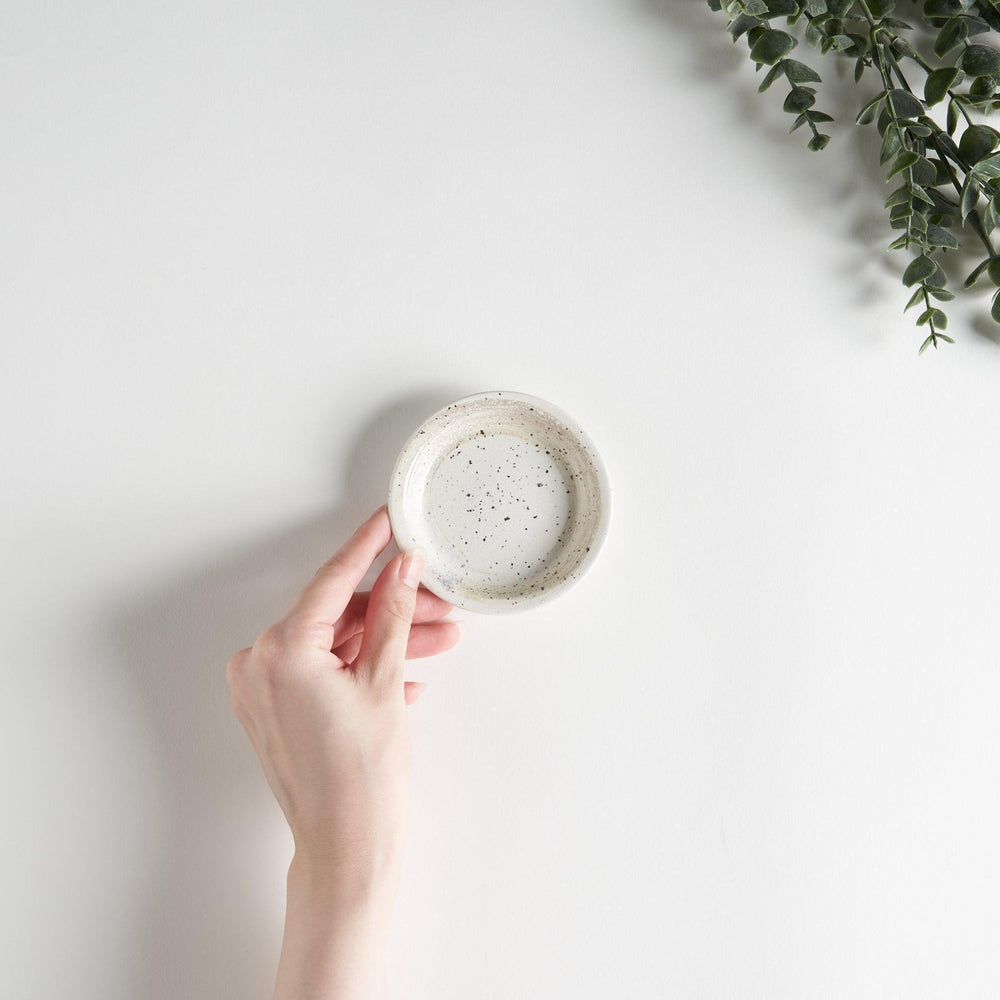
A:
[{"left": 387, "top": 391, "right": 611, "bottom": 614}]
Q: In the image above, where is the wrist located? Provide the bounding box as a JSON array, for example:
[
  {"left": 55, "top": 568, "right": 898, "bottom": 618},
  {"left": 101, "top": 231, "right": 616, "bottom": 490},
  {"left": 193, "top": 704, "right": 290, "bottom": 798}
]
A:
[
  {"left": 274, "top": 851, "right": 397, "bottom": 1000},
  {"left": 288, "top": 845, "right": 401, "bottom": 917}
]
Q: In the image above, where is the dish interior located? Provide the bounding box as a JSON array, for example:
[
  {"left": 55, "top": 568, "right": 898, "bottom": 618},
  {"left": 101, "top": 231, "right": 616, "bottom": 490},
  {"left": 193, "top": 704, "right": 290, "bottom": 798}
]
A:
[{"left": 398, "top": 399, "right": 603, "bottom": 605}]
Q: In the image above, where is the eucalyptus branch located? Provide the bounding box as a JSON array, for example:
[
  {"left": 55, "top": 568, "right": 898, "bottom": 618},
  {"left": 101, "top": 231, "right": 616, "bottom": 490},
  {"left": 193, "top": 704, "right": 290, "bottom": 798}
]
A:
[{"left": 707, "top": 0, "right": 1000, "bottom": 350}]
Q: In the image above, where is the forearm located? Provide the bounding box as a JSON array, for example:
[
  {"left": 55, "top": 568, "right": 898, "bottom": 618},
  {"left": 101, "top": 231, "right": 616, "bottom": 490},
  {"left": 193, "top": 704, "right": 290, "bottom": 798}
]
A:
[{"left": 272, "top": 853, "right": 398, "bottom": 1000}]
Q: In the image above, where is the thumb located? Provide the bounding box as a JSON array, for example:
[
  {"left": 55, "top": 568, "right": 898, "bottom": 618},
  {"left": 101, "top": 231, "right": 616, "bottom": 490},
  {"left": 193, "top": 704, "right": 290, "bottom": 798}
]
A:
[{"left": 354, "top": 548, "right": 424, "bottom": 687}]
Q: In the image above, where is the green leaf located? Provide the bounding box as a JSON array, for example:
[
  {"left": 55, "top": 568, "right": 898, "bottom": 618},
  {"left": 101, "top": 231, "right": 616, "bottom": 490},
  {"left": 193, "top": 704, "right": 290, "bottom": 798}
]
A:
[
  {"left": 762, "top": 0, "right": 798, "bottom": 16},
  {"left": 805, "top": 19, "right": 824, "bottom": 48},
  {"left": 890, "top": 37, "right": 921, "bottom": 62},
  {"left": 888, "top": 89, "right": 924, "bottom": 119},
  {"left": 902, "top": 254, "right": 939, "bottom": 286},
  {"left": 783, "top": 58, "right": 821, "bottom": 84},
  {"left": 917, "top": 308, "right": 948, "bottom": 329},
  {"left": 935, "top": 18, "right": 969, "bottom": 58},
  {"left": 807, "top": 110, "right": 834, "bottom": 123},
  {"left": 925, "top": 255, "right": 945, "bottom": 282},
  {"left": 880, "top": 127, "right": 903, "bottom": 164},
  {"left": 886, "top": 149, "right": 920, "bottom": 179},
  {"left": 911, "top": 156, "right": 937, "bottom": 186},
  {"left": 928, "top": 287, "right": 956, "bottom": 302},
  {"left": 988, "top": 258, "right": 1000, "bottom": 285},
  {"left": 827, "top": 0, "right": 852, "bottom": 15},
  {"left": 947, "top": 99, "right": 960, "bottom": 136},
  {"left": 936, "top": 334, "right": 956, "bottom": 343},
  {"left": 905, "top": 286, "right": 925, "bottom": 311},
  {"left": 784, "top": 86, "right": 816, "bottom": 113},
  {"left": 868, "top": 0, "right": 896, "bottom": 15},
  {"left": 959, "top": 124, "right": 1000, "bottom": 163},
  {"left": 842, "top": 34, "right": 869, "bottom": 58},
  {"left": 888, "top": 235, "right": 910, "bottom": 250},
  {"left": 964, "top": 15, "right": 992, "bottom": 36},
  {"left": 925, "top": 67, "right": 961, "bottom": 107},
  {"left": 959, "top": 44, "right": 1000, "bottom": 78},
  {"left": 924, "top": 0, "right": 966, "bottom": 15},
  {"left": 758, "top": 61, "right": 786, "bottom": 92},
  {"left": 972, "top": 152, "right": 1000, "bottom": 180},
  {"left": 918, "top": 333, "right": 936, "bottom": 354},
  {"left": 932, "top": 129, "right": 961, "bottom": 161},
  {"left": 985, "top": 202, "right": 998, "bottom": 235},
  {"left": 808, "top": 133, "right": 831, "bottom": 151},
  {"left": 750, "top": 28, "right": 796, "bottom": 64},
  {"left": 926, "top": 223, "right": 959, "bottom": 248},
  {"left": 729, "top": 13, "right": 762, "bottom": 39},
  {"left": 964, "top": 258, "right": 994, "bottom": 287},
  {"left": 991, "top": 288, "right": 1000, "bottom": 323},
  {"left": 822, "top": 33, "right": 854, "bottom": 52},
  {"left": 856, "top": 90, "right": 887, "bottom": 126},
  {"left": 885, "top": 184, "right": 911, "bottom": 208},
  {"left": 971, "top": 77, "right": 997, "bottom": 99},
  {"left": 961, "top": 176, "right": 979, "bottom": 220}
]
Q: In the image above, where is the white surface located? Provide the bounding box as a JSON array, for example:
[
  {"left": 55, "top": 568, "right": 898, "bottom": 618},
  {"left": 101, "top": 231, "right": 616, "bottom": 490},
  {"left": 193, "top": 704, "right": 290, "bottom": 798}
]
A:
[{"left": 1, "top": 2, "right": 998, "bottom": 998}]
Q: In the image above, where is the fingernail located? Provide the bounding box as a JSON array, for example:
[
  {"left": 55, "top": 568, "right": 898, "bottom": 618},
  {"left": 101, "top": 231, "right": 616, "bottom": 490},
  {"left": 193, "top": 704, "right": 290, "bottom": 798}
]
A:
[
  {"left": 449, "top": 618, "right": 466, "bottom": 630},
  {"left": 399, "top": 548, "right": 425, "bottom": 589}
]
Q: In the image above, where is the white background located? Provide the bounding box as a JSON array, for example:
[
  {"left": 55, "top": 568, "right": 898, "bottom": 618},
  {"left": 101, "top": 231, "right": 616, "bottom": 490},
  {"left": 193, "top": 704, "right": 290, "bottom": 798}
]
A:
[{"left": 2, "top": 2, "right": 999, "bottom": 997}]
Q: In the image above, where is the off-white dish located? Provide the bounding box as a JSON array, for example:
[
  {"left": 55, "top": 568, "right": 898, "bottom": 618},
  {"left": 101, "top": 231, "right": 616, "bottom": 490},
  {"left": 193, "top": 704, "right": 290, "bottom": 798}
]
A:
[{"left": 387, "top": 390, "right": 611, "bottom": 614}]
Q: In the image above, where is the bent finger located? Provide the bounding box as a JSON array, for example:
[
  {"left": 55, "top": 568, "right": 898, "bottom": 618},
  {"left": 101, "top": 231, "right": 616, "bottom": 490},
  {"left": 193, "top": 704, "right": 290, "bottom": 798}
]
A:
[
  {"left": 354, "top": 549, "right": 423, "bottom": 686},
  {"left": 332, "top": 587, "right": 453, "bottom": 646},
  {"left": 334, "top": 619, "right": 460, "bottom": 665},
  {"left": 404, "top": 681, "right": 427, "bottom": 706},
  {"left": 283, "top": 507, "right": 391, "bottom": 630}
]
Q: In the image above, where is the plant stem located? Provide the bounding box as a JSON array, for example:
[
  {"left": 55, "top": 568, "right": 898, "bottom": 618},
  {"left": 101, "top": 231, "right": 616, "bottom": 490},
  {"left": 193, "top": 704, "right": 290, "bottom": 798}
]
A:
[
  {"left": 929, "top": 133, "right": 997, "bottom": 256},
  {"left": 921, "top": 285, "right": 939, "bottom": 349},
  {"left": 859, "top": 1, "right": 916, "bottom": 246},
  {"left": 859, "top": 1, "right": 974, "bottom": 127}
]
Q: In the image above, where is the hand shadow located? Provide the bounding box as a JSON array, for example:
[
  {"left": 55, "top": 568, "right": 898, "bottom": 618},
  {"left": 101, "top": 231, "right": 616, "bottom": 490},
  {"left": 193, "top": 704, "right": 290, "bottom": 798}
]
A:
[{"left": 111, "top": 385, "right": 464, "bottom": 999}]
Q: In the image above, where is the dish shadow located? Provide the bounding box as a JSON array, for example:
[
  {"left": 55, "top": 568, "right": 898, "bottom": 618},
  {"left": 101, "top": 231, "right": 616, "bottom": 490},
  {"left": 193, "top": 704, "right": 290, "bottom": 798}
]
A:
[{"left": 110, "top": 385, "right": 464, "bottom": 999}]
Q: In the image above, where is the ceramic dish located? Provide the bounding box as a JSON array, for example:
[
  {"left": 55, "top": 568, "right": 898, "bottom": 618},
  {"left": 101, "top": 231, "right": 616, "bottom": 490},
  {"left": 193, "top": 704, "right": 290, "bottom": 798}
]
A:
[{"left": 387, "top": 390, "right": 611, "bottom": 614}]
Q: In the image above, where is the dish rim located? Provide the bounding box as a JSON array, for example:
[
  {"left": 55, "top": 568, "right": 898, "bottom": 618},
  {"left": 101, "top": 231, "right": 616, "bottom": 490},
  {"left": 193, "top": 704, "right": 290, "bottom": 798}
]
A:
[{"left": 386, "top": 389, "right": 612, "bottom": 614}]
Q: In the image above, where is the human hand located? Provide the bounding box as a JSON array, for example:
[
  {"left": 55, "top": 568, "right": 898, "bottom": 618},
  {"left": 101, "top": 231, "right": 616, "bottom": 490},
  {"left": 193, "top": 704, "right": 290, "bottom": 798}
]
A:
[{"left": 226, "top": 506, "right": 460, "bottom": 998}]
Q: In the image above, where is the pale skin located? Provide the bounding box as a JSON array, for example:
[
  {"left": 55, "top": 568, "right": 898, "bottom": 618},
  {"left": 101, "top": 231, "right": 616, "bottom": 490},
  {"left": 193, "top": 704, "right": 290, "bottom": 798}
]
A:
[{"left": 226, "top": 506, "right": 461, "bottom": 999}]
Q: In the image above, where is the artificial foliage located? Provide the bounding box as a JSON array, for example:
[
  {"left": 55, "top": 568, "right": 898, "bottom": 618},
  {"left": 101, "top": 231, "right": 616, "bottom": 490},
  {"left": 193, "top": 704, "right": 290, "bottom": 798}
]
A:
[{"left": 708, "top": 0, "right": 1000, "bottom": 352}]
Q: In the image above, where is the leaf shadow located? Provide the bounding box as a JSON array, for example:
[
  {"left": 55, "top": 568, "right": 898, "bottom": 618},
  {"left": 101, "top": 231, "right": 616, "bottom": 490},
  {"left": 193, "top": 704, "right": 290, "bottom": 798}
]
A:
[
  {"left": 108, "top": 384, "right": 465, "bottom": 1000},
  {"left": 969, "top": 297, "right": 1000, "bottom": 345},
  {"left": 629, "top": 0, "right": 1000, "bottom": 342}
]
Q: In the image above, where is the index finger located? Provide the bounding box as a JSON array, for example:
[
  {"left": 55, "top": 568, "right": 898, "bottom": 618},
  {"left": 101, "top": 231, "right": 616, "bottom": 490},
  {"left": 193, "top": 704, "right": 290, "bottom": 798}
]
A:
[{"left": 283, "top": 506, "right": 393, "bottom": 627}]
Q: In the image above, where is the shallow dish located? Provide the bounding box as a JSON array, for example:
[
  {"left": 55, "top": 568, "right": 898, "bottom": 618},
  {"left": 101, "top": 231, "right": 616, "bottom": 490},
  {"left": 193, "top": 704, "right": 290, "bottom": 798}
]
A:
[{"left": 387, "top": 390, "right": 611, "bottom": 614}]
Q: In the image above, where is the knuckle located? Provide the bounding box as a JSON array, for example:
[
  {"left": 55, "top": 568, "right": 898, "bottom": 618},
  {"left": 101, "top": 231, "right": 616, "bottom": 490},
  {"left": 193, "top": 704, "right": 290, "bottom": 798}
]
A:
[
  {"left": 283, "top": 616, "right": 329, "bottom": 648},
  {"left": 382, "top": 592, "right": 415, "bottom": 628},
  {"left": 317, "top": 551, "right": 350, "bottom": 579},
  {"left": 225, "top": 648, "right": 250, "bottom": 688},
  {"left": 253, "top": 624, "right": 285, "bottom": 658}
]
